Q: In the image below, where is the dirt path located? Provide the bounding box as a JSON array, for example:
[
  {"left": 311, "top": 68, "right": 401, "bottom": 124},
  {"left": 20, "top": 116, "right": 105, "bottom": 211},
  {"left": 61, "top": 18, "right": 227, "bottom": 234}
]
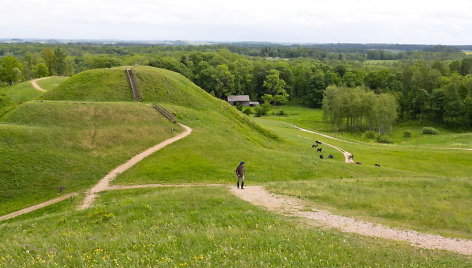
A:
[
  {"left": 230, "top": 186, "right": 472, "bottom": 256},
  {"left": 287, "top": 123, "right": 472, "bottom": 152},
  {"left": 106, "top": 183, "right": 225, "bottom": 191},
  {"left": 289, "top": 124, "right": 354, "bottom": 163},
  {"left": 31, "top": 77, "right": 52, "bottom": 92},
  {"left": 284, "top": 123, "right": 356, "bottom": 144},
  {"left": 0, "top": 193, "right": 78, "bottom": 222},
  {"left": 78, "top": 123, "right": 192, "bottom": 210}
]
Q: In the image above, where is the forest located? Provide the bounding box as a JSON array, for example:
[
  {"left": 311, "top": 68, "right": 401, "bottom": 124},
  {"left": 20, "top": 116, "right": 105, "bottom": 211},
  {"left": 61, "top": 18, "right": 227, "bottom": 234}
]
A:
[{"left": 1, "top": 43, "right": 472, "bottom": 131}]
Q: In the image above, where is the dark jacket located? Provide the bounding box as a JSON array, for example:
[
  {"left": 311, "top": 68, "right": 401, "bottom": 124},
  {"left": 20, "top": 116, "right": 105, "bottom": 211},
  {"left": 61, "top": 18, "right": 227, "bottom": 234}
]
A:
[{"left": 236, "top": 164, "right": 245, "bottom": 177}]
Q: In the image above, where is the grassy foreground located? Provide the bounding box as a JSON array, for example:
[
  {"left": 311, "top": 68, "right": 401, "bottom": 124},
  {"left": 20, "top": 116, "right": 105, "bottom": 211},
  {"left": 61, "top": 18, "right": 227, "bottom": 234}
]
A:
[{"left": 1, "top": 187, "right": 470, "bottom": 267}]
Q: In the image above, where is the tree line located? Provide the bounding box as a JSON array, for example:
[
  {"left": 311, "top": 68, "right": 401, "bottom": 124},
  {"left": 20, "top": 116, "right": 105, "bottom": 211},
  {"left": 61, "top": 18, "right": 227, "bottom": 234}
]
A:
[
  {"left": 323, "top": 86, "right": 398, "bottom": 134},
  {"left": 1, "top": 44, "right": 472, "bottom": 129}
]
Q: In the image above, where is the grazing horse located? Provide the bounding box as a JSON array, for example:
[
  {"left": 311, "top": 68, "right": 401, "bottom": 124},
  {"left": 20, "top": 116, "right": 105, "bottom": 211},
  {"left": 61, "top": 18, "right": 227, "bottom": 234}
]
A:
[
  {"left": 328, "top": 154, "right": 334, "bottom": 159},
  {"left": 312, "top": 144, "right": 318, "bottom": 148},
  {"left": 315, "top": 140, "right": 322, "bottom": 144},
  {"left": 375, "top": 164, "right": 381, "bottom": 167},
  {"left": 317, "top": 148, "right": 322, "bottom": 152},
  {"left": 319, "top": 155, "right": 324, "bottom": 159}
]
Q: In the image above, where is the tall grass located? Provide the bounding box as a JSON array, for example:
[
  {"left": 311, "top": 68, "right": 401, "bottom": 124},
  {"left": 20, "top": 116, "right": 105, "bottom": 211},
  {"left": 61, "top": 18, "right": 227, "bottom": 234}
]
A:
[{"left": 1, "top": 187, "right": 470, "bottom": 267}]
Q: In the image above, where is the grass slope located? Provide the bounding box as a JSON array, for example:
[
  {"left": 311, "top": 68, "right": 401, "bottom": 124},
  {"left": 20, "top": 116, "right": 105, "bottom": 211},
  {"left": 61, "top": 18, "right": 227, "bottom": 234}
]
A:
[
  {"left": 1, "top": 187, "right": 470, "bottom": 267},
  {"left": 0, "top": 101, "right": 181, "bottom": 215},
  {"left": 0, "top": 77, "right": 68, "bottom": 117},
  {"left": 0, "top": 81, "right": 43, "bottom": 105},
  {"left": 35, "top": 76, "right": 69, "bottom": 91}
]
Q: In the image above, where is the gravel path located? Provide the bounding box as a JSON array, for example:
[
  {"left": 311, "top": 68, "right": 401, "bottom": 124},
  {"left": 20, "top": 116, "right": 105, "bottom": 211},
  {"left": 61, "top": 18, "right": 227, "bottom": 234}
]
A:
[
  {"left": 0, "top": 193, "right": 78, "bottom": 222},
  {"left": 78, "top": 123, "right": 192, "bottom": 210},
  {"left": 231, "top": 186, "right": 472, "bottom": 256}
]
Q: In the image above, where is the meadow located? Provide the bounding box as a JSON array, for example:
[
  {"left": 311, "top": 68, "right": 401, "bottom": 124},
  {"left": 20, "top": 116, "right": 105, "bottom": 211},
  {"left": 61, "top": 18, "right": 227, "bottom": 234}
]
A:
[
  {"left": 268, "top": 104, "right": 472, "bottom": 148},
  {"left": 1, "top": 66, "right": 471, "bottom": 266}
]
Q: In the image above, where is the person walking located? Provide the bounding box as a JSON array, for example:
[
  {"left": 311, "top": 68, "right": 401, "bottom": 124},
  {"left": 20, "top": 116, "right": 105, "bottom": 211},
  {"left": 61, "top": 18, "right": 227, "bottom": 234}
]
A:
[{"left": 235, "top": 161, "right": 245, "bottom": 189}]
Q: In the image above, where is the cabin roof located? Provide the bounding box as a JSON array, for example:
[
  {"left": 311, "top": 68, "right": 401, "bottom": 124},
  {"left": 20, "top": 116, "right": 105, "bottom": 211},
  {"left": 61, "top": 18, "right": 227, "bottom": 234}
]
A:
[{"left": 227, "top": 95, "right": 250, "bottom": 102}]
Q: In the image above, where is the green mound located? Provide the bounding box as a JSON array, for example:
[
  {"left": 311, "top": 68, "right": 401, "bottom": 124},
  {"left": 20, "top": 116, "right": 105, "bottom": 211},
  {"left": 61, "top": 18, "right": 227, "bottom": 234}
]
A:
[
  {"left": 44, "top": 66, "right": 215, "bottom": 109},
  {"left": 44, "top": 66, "right": 277, "bottom": 139},
  {"left": 0, "top": 101, "right": 181, "bottom": 215}
]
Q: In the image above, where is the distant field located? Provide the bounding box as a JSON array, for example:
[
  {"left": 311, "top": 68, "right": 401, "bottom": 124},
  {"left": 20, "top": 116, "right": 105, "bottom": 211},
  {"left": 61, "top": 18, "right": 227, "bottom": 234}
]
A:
[
  {"left": 268, "top": 105, "right": 472, "bottom": 148},
  {"left": 463, "top": 51, "right": 472, "bottom": 55}
]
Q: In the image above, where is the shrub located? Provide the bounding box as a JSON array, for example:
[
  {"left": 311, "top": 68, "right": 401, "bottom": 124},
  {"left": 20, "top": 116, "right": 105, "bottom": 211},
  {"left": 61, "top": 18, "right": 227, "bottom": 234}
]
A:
[
  {"left": 376, "top": 135, "right": 394, "bottom": 144},
  {"left": 403, "top": 130, "right": 413, "bottom": 138},
  {"left": 242, "top": 108, "right": 252, "bottom": 115},
  {"left": 275, "top": 110, "right": 286, "bottom": 116},
  {"left": 362, "top": 130, "right": 377, "bottom": 140},
  {"left": 422, "top": 127, "right": 440, "bottom": 135},
  {"left": 235, "top": 104, "right": 243, "bottom": 111},
  {"left": 254, "top": 103, "right": 270, "bottom": 117}
]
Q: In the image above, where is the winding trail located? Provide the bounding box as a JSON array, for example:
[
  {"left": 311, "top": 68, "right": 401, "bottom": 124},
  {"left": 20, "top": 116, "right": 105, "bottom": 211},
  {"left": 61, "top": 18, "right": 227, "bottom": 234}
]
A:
[
  {"left": 284, "top": 122, "right": 356, "bottom": 144},
  {"left": 30, "top": 77, "right": 51, "bottom": 92},
  {"left": 0, "top": 123, "right": 192, "bottom": 221},
  {"left": 286, "top": 123, "right": 354, "bottom": 163},
  {"left": 0, "top": 193, "right": 79, "bottom": 221},
  {"left": 78, "top": 123, "right": 192, "bottom": 210},
  {"left": 230, "top": 186, "right": 472, "bottom": 256}
]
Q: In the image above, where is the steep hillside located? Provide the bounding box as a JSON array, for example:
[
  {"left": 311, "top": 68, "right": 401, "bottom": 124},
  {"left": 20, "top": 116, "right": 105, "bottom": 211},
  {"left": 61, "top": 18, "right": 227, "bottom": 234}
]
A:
[
  {"left": 43, "top": 66, "right": 216, "bottom": 109},
  {"left": 0, "top": 101, "right": 181, "bottom": 215}
]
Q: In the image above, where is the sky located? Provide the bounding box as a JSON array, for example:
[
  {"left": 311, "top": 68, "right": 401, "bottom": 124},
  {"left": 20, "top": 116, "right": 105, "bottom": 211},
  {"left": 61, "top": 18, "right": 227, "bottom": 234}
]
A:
[{"left": 1, "top": 0, "right": 471, "bottom": 44}]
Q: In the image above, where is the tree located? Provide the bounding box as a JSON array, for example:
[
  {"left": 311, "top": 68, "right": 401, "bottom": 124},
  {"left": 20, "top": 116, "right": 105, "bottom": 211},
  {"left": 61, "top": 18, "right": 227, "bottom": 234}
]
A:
[
  {"left": 149, "top": 57, "right": 192, "bottom": 78},
  {"left": 261, "top": 94, "right": 273, "bottom": 104},
  {"left": 54, "top": 47, "right": 67, "bottom": 75},
  {"left": 0, "top": 56, "right": 22, "bottom": 85},
  {"left": 272, "top": 90, "right": 289, "bottom": 105},
  {"left": 322, "top": 86, "right": 398, "bottom": 133},
  {"left": 306, "top": 69, "right": 326, "bottom": 107},
  {"left": 373, "top": 93, "right": 398, "bottom": 134},
  {"left": 213, "top": 64, "right": 235, "bottom": 98},
  {"left": 41, "top": 48, "right": 55, "bottom": 75},
  {"left": 263, "top": 69, "right": 286, "bottom": 95},
  {"left": 414, "top": 89, "right": 430, "bottom": 122},
  {"left": 33, "top": 63, "right": 49, "bottom": 78},
  {"left": 262, "top": 69, "right": 289, "bottom": 105}
]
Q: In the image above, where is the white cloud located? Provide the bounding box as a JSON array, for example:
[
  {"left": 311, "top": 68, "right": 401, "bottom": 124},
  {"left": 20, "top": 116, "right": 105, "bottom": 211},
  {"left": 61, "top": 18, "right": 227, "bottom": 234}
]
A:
[{"left": 0, "top": 0, "right": 471, "bottom": 44}]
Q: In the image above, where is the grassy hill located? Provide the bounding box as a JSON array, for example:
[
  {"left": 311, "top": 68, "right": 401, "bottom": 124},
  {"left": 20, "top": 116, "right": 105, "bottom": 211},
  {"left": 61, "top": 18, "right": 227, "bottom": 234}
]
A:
[
  {"left": 0, "top": 101, "right": 181, "bottom": 215},
  {"left": 0, "top": 77, "right": 69, "bottom": 117},
  {"left": 1, "top": 66, "right": 472, "bottom": 266}
]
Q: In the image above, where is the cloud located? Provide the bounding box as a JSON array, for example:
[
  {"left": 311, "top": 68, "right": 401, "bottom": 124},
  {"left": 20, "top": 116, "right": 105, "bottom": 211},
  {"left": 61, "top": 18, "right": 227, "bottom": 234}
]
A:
[{"left": 1, "top": 0, "right": 471, "bottom": 44}]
